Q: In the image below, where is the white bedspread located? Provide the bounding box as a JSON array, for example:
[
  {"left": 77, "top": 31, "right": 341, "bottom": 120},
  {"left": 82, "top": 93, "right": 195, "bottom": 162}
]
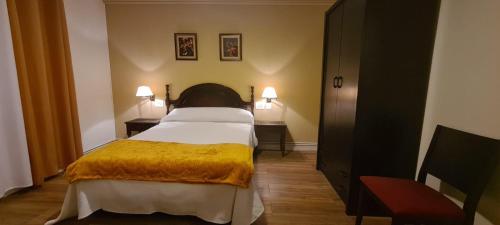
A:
[
  {"left": 45, "top": 121, "right": 263, "bottom": 225},
  {"left": 132, "top": 121, "right": 258, "bottom": 146}
]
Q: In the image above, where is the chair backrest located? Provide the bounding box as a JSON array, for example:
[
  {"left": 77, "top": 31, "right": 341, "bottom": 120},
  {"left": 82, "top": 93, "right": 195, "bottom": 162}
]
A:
[{"left": 418, "top": 125, "right": 499, "bottom": 224}]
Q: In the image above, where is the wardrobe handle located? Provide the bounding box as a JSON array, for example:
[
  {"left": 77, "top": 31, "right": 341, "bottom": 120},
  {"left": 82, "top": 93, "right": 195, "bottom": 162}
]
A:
[
  {"left": 333, "top": 76, "right": 338, "bottom": 88},
  {"left": 338, "top": 76, "right": 343, "bottom": 88}
]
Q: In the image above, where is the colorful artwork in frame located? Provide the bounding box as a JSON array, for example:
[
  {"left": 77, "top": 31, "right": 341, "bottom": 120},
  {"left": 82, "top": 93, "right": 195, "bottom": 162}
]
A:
[
  {"left": 174, "top": 33, "right": 198, "bottom": 60},
  {"left": 219, "top": 33, "right": 242, "bottom": 61}
]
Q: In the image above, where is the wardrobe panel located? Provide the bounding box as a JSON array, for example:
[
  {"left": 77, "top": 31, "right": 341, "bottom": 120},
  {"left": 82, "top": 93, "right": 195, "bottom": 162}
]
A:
[
  {"left": 331, "top": 0, "right": 365, "bottom": 177},
  {"left": 318, "top": 3, "right": 344, "bottom": 175}
]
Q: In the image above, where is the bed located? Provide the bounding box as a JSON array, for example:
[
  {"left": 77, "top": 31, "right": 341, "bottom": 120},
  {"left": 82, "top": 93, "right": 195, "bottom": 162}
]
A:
[{"left": 46, "top": 83, "right": 264, "bottom": 225}]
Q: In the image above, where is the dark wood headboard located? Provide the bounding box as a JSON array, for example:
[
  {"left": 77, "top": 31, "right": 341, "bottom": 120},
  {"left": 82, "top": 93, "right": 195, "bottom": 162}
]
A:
[{"left": 165, "top": 83, "right": 254, "bottom": 114}]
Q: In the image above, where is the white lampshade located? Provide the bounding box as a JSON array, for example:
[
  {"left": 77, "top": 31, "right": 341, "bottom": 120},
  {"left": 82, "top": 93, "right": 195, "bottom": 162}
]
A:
[
  {"left": 262, "top": 87, "right": 278, "bottom": 99},
  {"left": 136, "top": 86, "right": 153, "bottom": 97}
]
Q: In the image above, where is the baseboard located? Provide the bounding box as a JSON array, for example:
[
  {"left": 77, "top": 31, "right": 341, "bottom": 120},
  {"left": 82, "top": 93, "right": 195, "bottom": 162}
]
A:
[
  {"left": 84, "top": 139, "right": 116, "bottom": 155},
  {"left": 257, "top": 141, "right": 317, "bottom": 151},
  {"left": 1, "top": 185, "right": 33, "bottom": 199}
]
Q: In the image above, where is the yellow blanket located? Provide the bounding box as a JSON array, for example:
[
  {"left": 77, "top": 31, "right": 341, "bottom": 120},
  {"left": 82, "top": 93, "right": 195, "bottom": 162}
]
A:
[{"left": 65, "top": 140, "right": 254, "bottom": 188}]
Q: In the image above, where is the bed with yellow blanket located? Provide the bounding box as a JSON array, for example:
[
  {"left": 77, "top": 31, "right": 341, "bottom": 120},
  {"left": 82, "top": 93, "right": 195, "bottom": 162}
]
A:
[
  {"left": 66, "top": 140, "right": 254, "bottom": 188},
  {"left": 46, "top": 106, "right": 264, "bottom": 225}
]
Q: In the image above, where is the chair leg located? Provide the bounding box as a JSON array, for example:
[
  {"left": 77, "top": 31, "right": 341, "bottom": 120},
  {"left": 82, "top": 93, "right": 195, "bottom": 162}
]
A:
[{"left": 355, "top": 186, "right": 365, "bottom": 225}]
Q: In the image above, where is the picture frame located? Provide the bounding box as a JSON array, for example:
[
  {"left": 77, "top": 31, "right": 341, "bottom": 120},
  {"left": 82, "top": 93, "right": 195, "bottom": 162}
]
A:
[
  {"left": 219, "top": 33, "right": 242, "bottom": 61},
  {"left": 174, "top": 33, "right": 198, "bottom": 60}
]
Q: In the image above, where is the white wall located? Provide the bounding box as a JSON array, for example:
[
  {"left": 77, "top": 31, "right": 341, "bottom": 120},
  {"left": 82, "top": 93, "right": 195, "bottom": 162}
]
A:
[
  {"left": 0, "top": 0, "right": 33, "bottom": 198},
  {"left": 419, "top": 0, "right": 500, "bottom": 224},
  {"left": 64, "top": 0, "right": 116, "bottom": 152}
]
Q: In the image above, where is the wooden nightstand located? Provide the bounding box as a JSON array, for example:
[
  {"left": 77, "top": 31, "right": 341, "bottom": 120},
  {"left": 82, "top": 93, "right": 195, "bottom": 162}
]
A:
[
  {"left": 254, "top": 121, "right": 287, "bottom": 156},
  {"left": 125, "top": 118, "right": 160, "bottom": 137}
]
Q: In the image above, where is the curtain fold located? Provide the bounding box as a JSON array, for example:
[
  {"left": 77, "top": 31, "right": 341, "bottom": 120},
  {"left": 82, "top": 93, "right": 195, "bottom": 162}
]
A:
[{"left": 7, "top": 0, "right": 83, "bottom": 186}]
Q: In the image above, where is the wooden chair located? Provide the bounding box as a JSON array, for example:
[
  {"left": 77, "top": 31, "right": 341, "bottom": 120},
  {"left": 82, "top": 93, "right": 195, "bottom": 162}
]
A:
[{"left": 355, "top": 125, "right": 499, "bottom": 225}]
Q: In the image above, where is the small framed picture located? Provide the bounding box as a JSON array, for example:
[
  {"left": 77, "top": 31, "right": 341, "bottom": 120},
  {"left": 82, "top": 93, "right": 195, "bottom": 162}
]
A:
[
  {"left": 219, "top": 33, "right": 242, "bottom": 61},
  {"left": 174, "top": 33, "right": 198, "bottom": 60}
]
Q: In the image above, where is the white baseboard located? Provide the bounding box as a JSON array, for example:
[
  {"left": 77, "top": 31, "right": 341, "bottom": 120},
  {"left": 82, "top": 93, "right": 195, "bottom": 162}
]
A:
[
  {"left": 84, "top": 139, "right": 117, "bottom": 155},
  {"left": 257, "top": 141, "right": 317, "bottom": 151}
]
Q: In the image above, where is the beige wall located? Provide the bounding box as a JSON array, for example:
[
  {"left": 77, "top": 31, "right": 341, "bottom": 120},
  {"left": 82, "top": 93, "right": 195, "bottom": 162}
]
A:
[
  {"left": 419, "top": 0, "right": 500, "bottom": 224},
  {"left": 65, "top": 0, "right": 116, "bottom": 152},
  {"left": 105, "top": 3, "right": 329, "bottom": 142}
]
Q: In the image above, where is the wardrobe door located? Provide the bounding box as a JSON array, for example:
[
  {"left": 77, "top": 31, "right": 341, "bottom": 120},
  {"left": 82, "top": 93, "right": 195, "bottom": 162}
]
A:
[
  {"left": 330, "top": 0, "right": 366, "bottom": 203},
  {"left": 335, "top": 0, "right": 366, "bottom": 211},
  {"left": 318, "top": 3, "right": 344, "bottom": 178}
]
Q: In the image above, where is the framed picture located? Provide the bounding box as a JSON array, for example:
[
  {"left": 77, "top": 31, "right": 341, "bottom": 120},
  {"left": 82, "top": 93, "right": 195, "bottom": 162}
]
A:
[
  {"left": 174, "top": 33, "right": 198, "bottom": 60},
  {"left": 219, "top": 33, "right": 242, "bottom": 61}
]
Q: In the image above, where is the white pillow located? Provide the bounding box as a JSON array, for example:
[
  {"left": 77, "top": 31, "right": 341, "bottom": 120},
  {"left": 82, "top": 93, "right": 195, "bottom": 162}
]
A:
[{"left": 161, "top": 107, "right": 254, "bottom": 124}]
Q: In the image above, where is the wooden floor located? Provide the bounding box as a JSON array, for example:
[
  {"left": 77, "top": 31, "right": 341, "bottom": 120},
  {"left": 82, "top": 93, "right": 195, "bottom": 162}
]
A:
[{"left": 0, "top": 151, "right": 390, "bottom": 225}]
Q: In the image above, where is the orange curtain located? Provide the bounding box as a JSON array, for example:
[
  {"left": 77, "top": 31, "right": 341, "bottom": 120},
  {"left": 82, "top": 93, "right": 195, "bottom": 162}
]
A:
[{"left": 7, "top": 0, "right": 83, "bottom": 185}]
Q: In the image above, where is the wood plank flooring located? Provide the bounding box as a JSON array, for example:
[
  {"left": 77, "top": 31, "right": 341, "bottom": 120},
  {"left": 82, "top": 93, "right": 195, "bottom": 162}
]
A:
[{"left": 0, "top": 151, "right": 391, "bottom": 225}]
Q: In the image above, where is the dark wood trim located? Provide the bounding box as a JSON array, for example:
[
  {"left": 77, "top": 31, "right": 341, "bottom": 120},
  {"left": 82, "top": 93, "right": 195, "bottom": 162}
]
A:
[
  {"left": 316, "top": 2, "right": 332, "bottom": 171},
  {"left": 165, "top": 83, "right": 254, "bottom": 114},
  {"left": 174, "top": 33, "right": 198, "bottom": 61},
  {"left": 219, "top": 33, "right": 242, "bottom": 61},
  {"left": 325, "top": 0, "right": 346, "bottom": 15},
  {"left": 166, "top": 84, "right": 171, "bottom": 113}
]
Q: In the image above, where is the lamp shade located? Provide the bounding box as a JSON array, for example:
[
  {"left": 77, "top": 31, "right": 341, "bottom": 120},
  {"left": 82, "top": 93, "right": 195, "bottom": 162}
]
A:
[
  {"left": 136, "top": 86, "right": 153, "bottom": 97},
  {"left": 262, "top": 87, "right": 278, "bottom": 99}
]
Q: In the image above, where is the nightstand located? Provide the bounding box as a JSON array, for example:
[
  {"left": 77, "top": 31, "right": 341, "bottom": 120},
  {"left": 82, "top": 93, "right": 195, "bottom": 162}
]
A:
[
  {"left": 125, "top": 118, "right": 160, "bottom": 137},
  {"left": 254, "top": 121, "right": 287, "bottom": 156}
]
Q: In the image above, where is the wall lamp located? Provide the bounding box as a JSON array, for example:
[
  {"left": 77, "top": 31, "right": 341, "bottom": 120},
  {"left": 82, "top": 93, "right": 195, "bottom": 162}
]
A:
[
  {"left": 262, "top": 86, "right": 278, "bottom": 103},
  {"left": 136, "top": 85, "right": 155, "bottom": 101}
]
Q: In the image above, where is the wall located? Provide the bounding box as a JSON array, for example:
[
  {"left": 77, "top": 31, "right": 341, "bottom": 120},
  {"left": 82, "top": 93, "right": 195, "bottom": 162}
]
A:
[
  {"left": 419, "top": 0, "right": 500, "bottom": 224},
  {"left": 0, "top": 0, "right": 32, "bottom": 197},
  {"left": 64, "top": 0, "right": 116, "bottom": 152},
  {"left": 105, "top": 2, "right": 331, "bottom": 143}
]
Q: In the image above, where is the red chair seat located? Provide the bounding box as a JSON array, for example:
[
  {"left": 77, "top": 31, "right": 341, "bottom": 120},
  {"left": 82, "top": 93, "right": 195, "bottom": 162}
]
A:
[{"left": 360, "top": 176, "right": 465, "bottom": 223}]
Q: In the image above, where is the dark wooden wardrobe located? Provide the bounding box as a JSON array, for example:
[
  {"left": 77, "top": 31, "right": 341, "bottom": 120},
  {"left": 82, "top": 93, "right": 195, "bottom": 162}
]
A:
[{"left": 317, "top": 0, "right": 441, "bottom": 214}]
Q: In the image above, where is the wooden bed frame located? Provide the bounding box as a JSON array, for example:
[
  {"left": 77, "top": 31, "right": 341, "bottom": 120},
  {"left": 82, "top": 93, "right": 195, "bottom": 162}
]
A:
[{"left": 165, "top": 83, "right": 254, "bottom": 114}]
